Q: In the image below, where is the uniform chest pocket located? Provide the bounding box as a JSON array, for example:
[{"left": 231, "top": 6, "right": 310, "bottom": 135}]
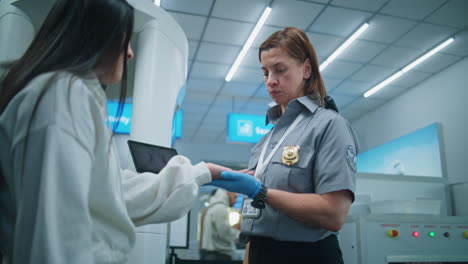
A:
[{"left": 270, "top": 147, "right": 315, "bottom": 193}]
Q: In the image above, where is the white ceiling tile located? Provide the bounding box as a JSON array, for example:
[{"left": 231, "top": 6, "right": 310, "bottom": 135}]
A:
[
  {"left": 360, "top": 15, "right": 417, "bottom": 44},
  {"left": 186, "top": 77, "right": 224, "bottom": 93},
  {"left": 327, "top": 92, "right": 358, "bottom": 109},
  {"left": 240, "top": 103, "right": 269, "bottom": 115},
  {"left": 182, "top": 125, "right": 196, "bottom": 133},
  {"left": 331, "top": 0, "right": 387, "bottom": 12},
  {"left": 381, "top": 0, "right": 446, "bottom": 20},
  {"left": 183, "top": 121, "right": 201, "bottom": 130},
  {"left": 426, "top": 0, "right": 468, "bottom": 28},
  {"left": 390, "top": 71, "right": 432, "bottom": 88},
  {"left": 190, "top": 61, "right": 230, "bottom": 80},
  {"left": 338, "top": 40, "right": 387, "bottom": 63},
  {"left": 203, "top": 18, "right": 253, "bottom": 45},
  {"left": 368, "top": 85, "right": 407, "bottom": 100},
  {"left": 323, "top": 76, "right": 342, "bottom": 91},
  {"left": 340, "top": 108, "right": 367, "bottom": 121},
  {"left": 254, "top": 85, "right": 270, "bottom": 100},
  {"left": 202, "top": 111, "right": 230, "bottom": 126},
  {"left": 309, "top": 6, "right": 372, "bottom": 37},
  {"left": 333, "top": 80, "right": 373, "bottom": 96},
  {"left": 188, "top": 41, "right": 199, "bottom": 60},
  {"left": 168, "top": 12, "right": 207, "bottom": 40},
  {"left": 351, "top": 97, "right": 386, "bottom": 111},
  {"left": 370, "top": 46, "right": 421, "bottom": 69},
  {"left": 301, "top": 0, "right": 330, "bottom": 3},
  {"left": 183, "top": 111, "right": 205, "bottom": 123},
  {"left": 267, "top": 1, "right": 325, "bottom": 29},
  {"left": 182, "top": 100, "right": 209, "bottom": 111},
  {"left": 231, "top": 67, "right": 263, "bottom": 84},
  {"left": 350, "top": 64, "right": 394, "bottom": 83},
  {"left": 193, "top": 132, "right": 220, "bottom": 144},
  {"left": 243, "top": 48, "right": 262, "bottom": 68},
  {"left": 196, "top": 42, "right": 240, "bottom": 64},
  {"left": 443, "top": 30, "right": 468, "bottom": 57},
  {"left": 222, "top": 81, "right": 257, "bottom": 97},
  {"left": 252, "top": 26, "right": 282, "bottom": 48},
  {"left": 248, "top": 96, "right": 271, "bottom": 105},
  {"left": 216, "top": 94, "right": 250, "bottom": 104},
  {"left": 184, "top": 90, "right": 217, "bottom": 104},
  {"left": 162, "top": 0, "right": 213, "bottom": 16},
  {"left": 212, "top": 0, "right": 269, "bottom": 23},
  {"left": 321, "top": 60, "right": 363, "bottom": 79},
  {"left": 306, "top": 32, "right": 345, "bottom": 58},
  {"left": 396, "top": 23, "right": 458, "bottom": 50},
  {"left": 207, "top": 106, "right": 232, "bottom": 117},
  {"left": 412, "top": 53, "right": 462, "bottom": 73}
]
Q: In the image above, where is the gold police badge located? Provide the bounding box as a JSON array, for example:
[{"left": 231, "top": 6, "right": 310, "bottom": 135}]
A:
[{"left": 282, "top": 145, "right": 300, "bottom": 166}]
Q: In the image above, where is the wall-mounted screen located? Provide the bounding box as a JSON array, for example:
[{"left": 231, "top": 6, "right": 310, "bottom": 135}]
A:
[
  {"left": 357, "top": 123, "right": 443, "bottom": 177},
  {"left": 227, "top": 113, "right": 273, "bottom": 143}
]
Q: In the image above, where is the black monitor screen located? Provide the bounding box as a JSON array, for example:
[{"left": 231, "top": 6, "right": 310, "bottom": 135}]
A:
[{"left": 127, "top": 140, "right": 178, "bottom": 174}]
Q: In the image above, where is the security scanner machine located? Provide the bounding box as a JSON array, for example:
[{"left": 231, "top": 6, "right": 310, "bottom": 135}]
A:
[
  {"left": 338, "top": 173, "right": 468, "bottom": 264},
  {"left": 1, "top": 0, "right": 188, "bottom": 263}
]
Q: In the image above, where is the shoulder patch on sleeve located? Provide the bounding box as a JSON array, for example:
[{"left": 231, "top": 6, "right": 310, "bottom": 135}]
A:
[{"left": 345, "top": 145, "right": 357, "bottom": 172}]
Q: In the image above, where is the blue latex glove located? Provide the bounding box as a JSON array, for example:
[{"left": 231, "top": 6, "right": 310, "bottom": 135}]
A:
[{"left": 209, "top": 171, "right": 261, "bottom": 198}]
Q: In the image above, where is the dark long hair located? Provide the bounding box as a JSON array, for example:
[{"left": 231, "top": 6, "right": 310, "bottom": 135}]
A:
[
  {"left": 0, "top": 0, "right": 134, "bottom": 186},
  {"left": 259, "top": 27, "right": 327, "bottom": 106},
  {"left": 0, "top": 0, "right": 134, "bottom": 115}
]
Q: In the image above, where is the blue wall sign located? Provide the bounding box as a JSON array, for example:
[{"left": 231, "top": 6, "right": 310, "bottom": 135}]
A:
[
  {"left": 227, "top": 113, "right": 273, "bottom": 143},
  {"left": 107, "top": 101, "right": 183, "bottom": 139},
  {"left": 107, "top": 101, "right": 132, "bottom": 134}
]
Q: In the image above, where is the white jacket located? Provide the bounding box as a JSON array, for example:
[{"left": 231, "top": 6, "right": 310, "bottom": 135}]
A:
[
  {"left": 201, "top": 189, "right": 240, "bottom": 256},
  {"left": 0, "top": 71, "right": 211, "bottom": 263}
]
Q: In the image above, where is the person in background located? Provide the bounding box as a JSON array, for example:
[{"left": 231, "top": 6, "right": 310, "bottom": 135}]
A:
[
  {"left": 200, "top": 189, "right": 240, "bottom": 261},
  {"left": 210, "top": 27, "right": 359, "bottom": 264},
  {"left": 0, "top": 0, "right": 252, "bottom": 263}
]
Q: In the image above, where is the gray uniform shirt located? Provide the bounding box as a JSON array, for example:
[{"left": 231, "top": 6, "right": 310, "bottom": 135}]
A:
[{"left": 241, "top": 96, "right": 359, "bottom": 242}]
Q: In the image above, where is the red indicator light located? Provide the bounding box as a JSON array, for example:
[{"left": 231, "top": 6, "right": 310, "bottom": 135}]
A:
[
  {"left": 387, "top": 229, "right": 399, "bottom": 238},
  {"left": 412, "top": 231, "right": 420, "bottom": 237}
]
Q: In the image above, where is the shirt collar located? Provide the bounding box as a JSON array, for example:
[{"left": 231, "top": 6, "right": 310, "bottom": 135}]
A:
[
  {"left": 80, "top": 71, "right": 107, "bottom": 109},
  {"left": 266, "top": 95, "right": 320, "bottom": 125}
]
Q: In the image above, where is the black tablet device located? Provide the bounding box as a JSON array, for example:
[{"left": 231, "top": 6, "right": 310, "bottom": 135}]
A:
[{"left": 127, "top": 140, "right": 178, "bottom": 174}]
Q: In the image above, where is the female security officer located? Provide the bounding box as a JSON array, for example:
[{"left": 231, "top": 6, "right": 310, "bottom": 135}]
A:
[
  {"left": 211, "top": 27, "right": 359, "bottom": 264},
  {"left": 0, "top": 0, "right": 243, "bottom": 263}
]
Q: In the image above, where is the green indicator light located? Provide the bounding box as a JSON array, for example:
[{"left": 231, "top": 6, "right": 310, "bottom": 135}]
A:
[{"left": 428, "top": 231, "right": 435, "bottom": 237}]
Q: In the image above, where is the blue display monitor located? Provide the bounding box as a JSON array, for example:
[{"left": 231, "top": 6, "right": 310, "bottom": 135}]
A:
[
  {"left": 357, "top": 123, "right": 443, "bottom": 177},
  {"left": 107, "top": 101, "right": 132, "bottom": 134},
  {"left": 227, "top": 113, "right": 273, "bottom": 143}
]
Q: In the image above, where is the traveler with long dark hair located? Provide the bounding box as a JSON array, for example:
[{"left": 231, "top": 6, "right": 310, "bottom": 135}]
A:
[{"left": 0, "top": 0, "right": 237, "bottom": 263}]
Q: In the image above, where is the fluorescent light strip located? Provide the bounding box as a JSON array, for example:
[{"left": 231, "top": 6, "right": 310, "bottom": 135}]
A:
[
  {"left": 225, "top": 7, "right": 272, "bottom": 82},
  {"left": 154, "top": 0, "right": 161, "bottom": 6},
  {"left": 319, "top": 23, "right": 369, "bottom": 72},
  {"left": 364, "top": 37, "right": 454, "bottom": 98}
]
